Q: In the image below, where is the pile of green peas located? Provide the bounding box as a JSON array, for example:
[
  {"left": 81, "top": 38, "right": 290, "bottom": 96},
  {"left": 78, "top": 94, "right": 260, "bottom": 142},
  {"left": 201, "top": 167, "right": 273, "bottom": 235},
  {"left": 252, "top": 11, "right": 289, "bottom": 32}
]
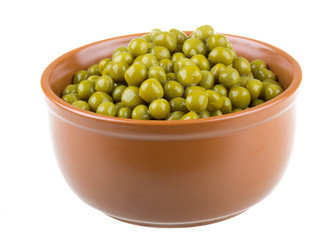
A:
[{"left": 61, "top": 25, "right": 284, "bottom": 120}]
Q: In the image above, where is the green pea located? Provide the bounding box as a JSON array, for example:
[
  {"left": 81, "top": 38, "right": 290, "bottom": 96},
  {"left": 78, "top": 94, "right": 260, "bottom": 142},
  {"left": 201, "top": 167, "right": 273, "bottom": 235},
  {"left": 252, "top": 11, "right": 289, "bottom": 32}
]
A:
[
  {"left": 127, "top": 38, "right": 149, "bottom": 58},
  {"left": 62, "top": 93, "right": 81, "bottom": 104},
  {"left": 228, "top": 86, "right": 251, "bottom": 109},
  {"left": 264, "top": 84, "right": 283, "bottom": 101},
  {"left": 121, "top": 86, "right": 144, "bottom": 109},
  {"left": 246, "top": 79, "right": 262, "bottom": 100},
  {"left": 220, "top": 96, "right": 232, "bottom": 114},
  {"left": 132, "top": 104, "right": 151, "bottom": 120},
  {"left": 191, "top": 54, "right": 210, "bottom": 71},
  {"left": 139, "top": 78, "right": 164, "bottom": 103},
  {"left": 169, "top": 97, "right": 188, "bottom": 112},
  {"left": 186, "top": 91, "right": 208, "bottom": 113},
  {"left": 212, "top": 84, "right": 228, "bottom": 97},
  {"left": 182, "top": 38, "right": 207, "bottom": 57},
  {"left": 72, "top": 70, "right": 89, "bottom": 84},
  {"left": 109, "top": 61, "right": 129, "bottom": 83},
  {"left": 205, "top": 90, "right": 223, "bottom": 112},
  {"left": 112, "top": 85, "right": 127, "bottom": 103},
  {"left": 206, "top": 34, "right": 228, "bottom": 51},
  {"left": 95, "top": 75, "right": 114, "bottom": 94},
  {"left": 218, "top": 68, "right": 240, "bottom": 89},
  {"left": 153, "top": 31, "right": 177, "bottom": 52},
  {"left": 164, "top": 80, "right": 184, "bottom": 100},
  {"left": 77, "top": 80, "right": 96, "bottom": 100},
  {"left": 194, "top": 24, "right": 214, "bottom": 41},
  {"left": 199, "top": 70, "right": 215, "bottom": 89},
  {"left": 208, "top": 47, "right": 233, "bottom": 66},
  {"left": 233, "top": 57, "right": 251, "bottom": 75},
  {"left": 150, "top": 46, "right": 171, "bottom": 61},
  {"left": 166, "top": 111, "right": 185, "bottom": 120},
  {"left": 72, "top": 100, "right": 90, "bottom": 111},
  {"left": 180, "top": 111, "right": 199, "bottom": 120},
  {"left": 149, "top": 98, "right": 170, "bottom": 119},
  {"left": 62, "top": 84, "right": 77, "bottom": 97},
  {"left": 124, "top": 63, "right": 148, "bottom": 86},
  {"left": 148, "top": 66, "right": 167, "bottom": 85},
  {"left": 118, "top": 107, "right": 132, "bottom": 118},
  {"left": 177, "top": 65, "right": 202, "bottom": 87},
  {"left": 96, "top": 102, "right": 117, "bottom": 117},
  {"left": 88, "top": 91, "right": 113, "bottom": 112}
]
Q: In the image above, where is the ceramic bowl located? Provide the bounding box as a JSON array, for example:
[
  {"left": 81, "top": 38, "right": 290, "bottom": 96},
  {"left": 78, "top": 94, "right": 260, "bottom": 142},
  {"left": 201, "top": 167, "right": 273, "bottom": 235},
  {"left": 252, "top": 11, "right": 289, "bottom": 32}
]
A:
[{"left": 41, "top": 32, "right": 301, "bottom": 227}]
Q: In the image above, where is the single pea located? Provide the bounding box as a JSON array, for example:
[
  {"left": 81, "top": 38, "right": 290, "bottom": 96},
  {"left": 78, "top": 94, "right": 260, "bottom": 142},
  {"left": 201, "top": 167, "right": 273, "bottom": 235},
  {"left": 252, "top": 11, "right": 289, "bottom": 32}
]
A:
[
  {"left": 148, "top": 66, "right": 167, "bottom": 85},
  {"left": 233, "top": 57, "right": 251, "bottom": 75},
  {"left": 72, "top": 70, "right": 89, "bottom": 84},
  {"left": 110, "top": 61, "right": 129, "bottom": 83},
  {"left": 159, "top": 59, "right": 174, "bottom": 73},
  {"left": 118, "top": 107, "right": 132, "bottom": 118},
  {"left": 62, "top": 93, "right": 81, "bottom": 104},
  {"left": 246, "top": 79, "right": 263, "bottom": 100},
  {"left": 254, "top": 68, "right": 276, "bottom": 81},
  {"left": 228, "top": 86, "right": 251, "bottom": 109},
  {"left": 186, "top": 91, "right": 208, "bottom": 113},
  {"left": 250, "top": 59, "right": 267, "bottom": 74},
  {"left": 210, "top": 63, "right": 226, "bottom": 81},
  {"left": 96, "top": 102, "right": 117, "bottom": 117},
  {"left": 199, "top": 111, "right": 210, "bottom": 118},
  {"left": 127, "top": 38, "right": 149, "bottom": 58},
  {"left": 95, "top": 75, "right": 114, "bottom": 94},
  {"left": 112, "top": 52, "right": 133, "bottom": 66},
  {"left": 264, "top": 84, "right": 283, "bottom": 101},
  {"left": 259, "top": 81, "right": 273, "bottom": 99},
  {"left": 87, "top": 64, "right": 100, "bottom": 76},
  {"left": 250, "top": 98, "right": 265, "bottom": 107},
  {"left": 124, "top": 63, "right": 148, "bottom": 86},
  {"left": 239, "top": 76, "right": 253, "bottom": 87},
  {"left": 142, "top": 34, "right": 152, "bottom": 42},
  {"left": 153, "top": 31, "right": 177, "bottom": 52},
  {"left": 171, "top": 52, "right": 186, "bottom": 62},
  {"left": 121, "top": 86, "right": 144, "bottom": 109},
  {"left": 164, "top": 80, "right": 184, "bottom": 100},
  {"left": 210, "top": 110, "right": 223, "bottom": 117},
  {"left": 191, "top": 54, "right": 210, "bottom": 71},
  {"left": 169, "top": 97, "right": 188, "bottom": 112},
  {"left": 218, "top": 68, "right": 240, "bottom": 89},
  {"left": 194, "top": 24, "right": 214, "bottom": 41},
  {"left": 169, "top": 29, "right": 187, "bottom": 45},
  {"left": 77, "top": 80, "right": 96, "bottom": 100},
  {"left": 150, "top": 46, "right": 171, "bottom": 61},
  {"left": 150, "top": 28, "right": 162, "bottom": 41},
  {"left": 206, "top": 34, "right": 228, "bottom": 51},
  {"left": 177, "top": 65, "right": 202, "bottom": 87},
  {"left": 166, "top": 110, "right": 185, "bottom": 120},
  {"left": 87, "top": 75, "right": 100, "bottom": 82},
  {"left": 98, "top": 58, "right": 112, "bottom": 74},
  {"left": 132, "top": 104, "right": 151, "bottom": 120},
  {"left": 199, "top": 70, "right": 215, "bottom": 89},
  {"left": 139, "top": 78, "right": 164, "bottom": 103},
  {"left": 180, "top": 111, "right": 199, "bottom": 120},
  {"left": 101, "top": 61, "right": 114, "bottom": 76},
  {"left": 62, "top": 84, "right": 77, "bottom": 97},
  {"left": 263, "top": 79, "right": 281, "bottom": 86},
  {"left": 173, "top": 58, "right": 196, "bottom": 73},
  {"left": 149, "top": 98, "right": 170, "bottom": 120},
  {"left": 205, "top": 90, "right": 224, "bottom": 112},
  {"left": 112, "top": 46, "right": 129, "bottom": 59},
  {"left": 114, "top": 101, "right": 126, "bottom": 111},
  {"left": 72, "top": 100, "right": 90, "bottom": 111},
  {"left": 88, "top": 91, "right": 113, "bottom": 112},
  {"left": 133, "top": 53, "right": 159, "bottom": 69},
  {"left": 182, "top": 38, "right": 207, "bottom": 57},
  {"left": 212, "top": 84, "right": 228, "bottom": 96},
  {"left": 208, "top": 47, "right": 233, "bottom": 66},
  {"left": 184, "top": 86, "right": 205, "bottom": 97},
  {"left": 112, "top": 85, "right": 127, "bottom": 102},
  {"left": 167, "top": 72, "right": 177, "bottom": 81},
  {"left": 220, "top": 96, "right": 232, "bottom": 114}
]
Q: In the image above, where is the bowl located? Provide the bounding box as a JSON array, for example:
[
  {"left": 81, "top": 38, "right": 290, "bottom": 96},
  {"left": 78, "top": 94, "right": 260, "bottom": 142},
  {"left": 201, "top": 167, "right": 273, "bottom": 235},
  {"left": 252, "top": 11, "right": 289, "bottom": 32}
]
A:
[{"left": 41, "top": 31, "right": 302, "bottom": 227}]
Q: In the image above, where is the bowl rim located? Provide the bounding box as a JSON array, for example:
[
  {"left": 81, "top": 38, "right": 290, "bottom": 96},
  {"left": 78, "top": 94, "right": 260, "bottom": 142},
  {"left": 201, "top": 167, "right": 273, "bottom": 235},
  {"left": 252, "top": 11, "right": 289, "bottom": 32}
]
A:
[{"left": 41, "top": 31, "right": 302, "bottom": 126}]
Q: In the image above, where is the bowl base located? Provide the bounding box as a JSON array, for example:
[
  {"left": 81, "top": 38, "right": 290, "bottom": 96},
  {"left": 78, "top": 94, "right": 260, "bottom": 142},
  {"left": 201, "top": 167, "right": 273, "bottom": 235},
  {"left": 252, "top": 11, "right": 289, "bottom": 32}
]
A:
[{"left": 107, "top": 209, "right": 248, "bottom": 228}]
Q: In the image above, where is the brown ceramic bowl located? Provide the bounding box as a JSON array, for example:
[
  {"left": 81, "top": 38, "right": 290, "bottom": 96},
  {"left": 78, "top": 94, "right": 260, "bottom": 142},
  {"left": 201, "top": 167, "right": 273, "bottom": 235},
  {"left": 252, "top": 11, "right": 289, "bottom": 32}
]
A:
[{"left": 41, "top": 32, "right": 301, "bottom": 227}]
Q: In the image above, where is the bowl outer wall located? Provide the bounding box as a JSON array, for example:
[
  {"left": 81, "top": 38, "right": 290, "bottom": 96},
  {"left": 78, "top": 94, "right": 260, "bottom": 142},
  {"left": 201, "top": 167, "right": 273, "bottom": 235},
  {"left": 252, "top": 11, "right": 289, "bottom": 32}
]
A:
[{"left": 41, "top": 32, "right": 302, "bottom": 225}]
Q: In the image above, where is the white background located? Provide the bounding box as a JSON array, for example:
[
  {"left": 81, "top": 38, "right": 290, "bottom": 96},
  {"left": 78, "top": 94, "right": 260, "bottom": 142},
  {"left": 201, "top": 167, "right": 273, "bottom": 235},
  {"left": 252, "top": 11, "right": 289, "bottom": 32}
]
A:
[{"left": 1, "top": 0, "right": 335, "bottom": 239}]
